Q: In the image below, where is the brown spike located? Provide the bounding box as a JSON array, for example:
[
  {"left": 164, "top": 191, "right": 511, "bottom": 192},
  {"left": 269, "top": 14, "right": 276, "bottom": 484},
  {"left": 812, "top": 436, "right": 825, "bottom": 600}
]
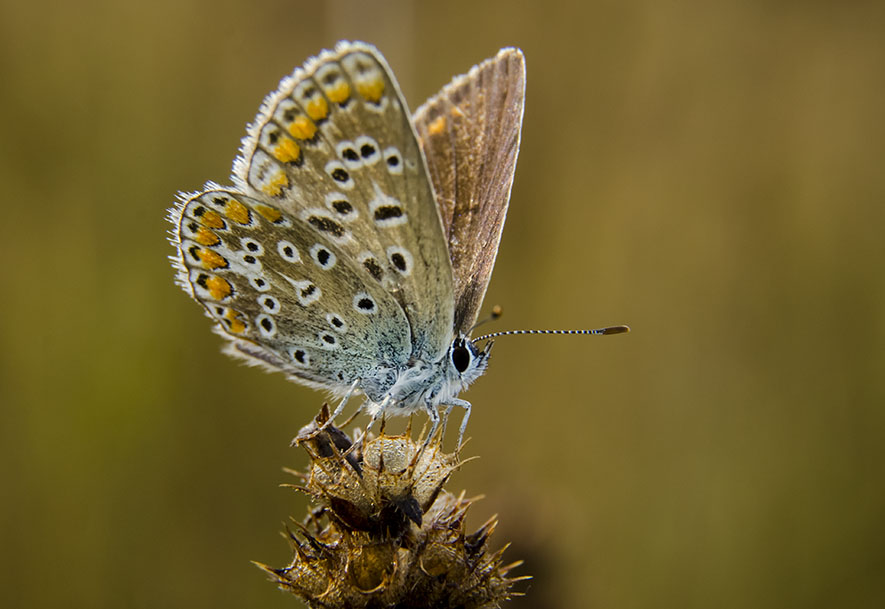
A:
[{"left": 262, "top": 402, "right": 528, "bottom": 605}]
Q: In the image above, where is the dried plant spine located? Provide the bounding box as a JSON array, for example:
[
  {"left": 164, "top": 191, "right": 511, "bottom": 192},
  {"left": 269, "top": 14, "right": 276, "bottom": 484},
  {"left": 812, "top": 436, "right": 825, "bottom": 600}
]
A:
[{"left": 256, "top": 407, "right": 526, "bottom": 608}]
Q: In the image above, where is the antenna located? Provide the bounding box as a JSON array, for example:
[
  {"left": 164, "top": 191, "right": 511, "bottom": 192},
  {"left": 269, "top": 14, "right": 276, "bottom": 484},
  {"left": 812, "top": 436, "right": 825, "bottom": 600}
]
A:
[
  {"left": 473, "top": 325, "right": 630, "bottom": 342},
  {"left": 468, "top": 304, "right": 504, "bottom": 333}
]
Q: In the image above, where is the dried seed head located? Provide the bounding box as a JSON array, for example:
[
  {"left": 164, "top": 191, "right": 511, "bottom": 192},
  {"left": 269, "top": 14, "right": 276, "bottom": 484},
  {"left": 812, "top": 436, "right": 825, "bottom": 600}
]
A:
[{"left": 256, "top": 407, "right": 527, "bottom": 608}]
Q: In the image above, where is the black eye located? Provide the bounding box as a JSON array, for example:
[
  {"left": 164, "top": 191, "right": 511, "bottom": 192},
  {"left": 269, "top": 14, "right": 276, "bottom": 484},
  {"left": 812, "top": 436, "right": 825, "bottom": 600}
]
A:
[{"left": 451, "top": 344, "right": 471, "bottom": 373}]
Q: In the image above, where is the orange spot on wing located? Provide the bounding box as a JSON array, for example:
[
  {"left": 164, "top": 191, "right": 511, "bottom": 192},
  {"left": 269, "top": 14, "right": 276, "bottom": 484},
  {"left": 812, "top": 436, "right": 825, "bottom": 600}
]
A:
[
  {"left": 225, "top": 199, "right": 250, "bottom": 224},
  {"left": 223, "top": 309, "right": 246, "bottom": 333},
  {"left": 428, "top": 115, "right": 446, "bottom": 135},
  {"left": 288, "top": 115, "right": 317, "bottom": 140},
  {"left": 356, "top": 78, "right": 385, "bottom": 103},
  {"left": 200, "top": 210, "right": 224, "bottom": 229},
  {"left": 262, "top": 172, "right": 289, "bottom": 197},
  {"left": 273, "top": 138, "right": 301, "bottom": 163},
  {"left": 194, "top": 227, "right": 220, "bottom": 246},
  {"left": 206, "top": 276, "right": 232, "bottom": 300},
  {"left": 197, "top": 248, "right": 227, "bottom": 270},
  {"left": 255, "top": 204, "right": 282, "bottom": 223},
  {"left": 326, "top": 81, "right": 351, "bottom": 103},
  {"left": 306, "top": 97, "right": 329, "bottom": 121}
]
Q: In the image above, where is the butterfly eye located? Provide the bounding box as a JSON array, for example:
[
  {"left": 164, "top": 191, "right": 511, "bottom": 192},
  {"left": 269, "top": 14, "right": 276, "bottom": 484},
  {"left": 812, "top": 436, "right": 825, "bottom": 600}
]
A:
[{"left": 451, "top": 342, "right": 472, "bottom": 373}]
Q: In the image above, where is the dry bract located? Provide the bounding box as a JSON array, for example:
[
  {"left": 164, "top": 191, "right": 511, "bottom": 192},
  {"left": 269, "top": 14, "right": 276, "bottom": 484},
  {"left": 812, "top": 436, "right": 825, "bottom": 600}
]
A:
[{"left": 256, "top": 408, "right": 526, "bottom": 608}]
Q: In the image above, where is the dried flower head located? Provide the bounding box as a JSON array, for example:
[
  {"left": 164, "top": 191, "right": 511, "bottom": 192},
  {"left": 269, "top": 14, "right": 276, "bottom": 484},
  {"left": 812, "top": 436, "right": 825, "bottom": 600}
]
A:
[{"left": 256, "top": 406, "right": 526, "bottom": 608}]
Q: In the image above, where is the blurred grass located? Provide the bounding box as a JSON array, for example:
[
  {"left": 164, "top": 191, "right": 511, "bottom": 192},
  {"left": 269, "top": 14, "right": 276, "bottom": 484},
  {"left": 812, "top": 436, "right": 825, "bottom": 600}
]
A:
[{"left": 1, "top": 0, "right": 884, "bottom": 607}]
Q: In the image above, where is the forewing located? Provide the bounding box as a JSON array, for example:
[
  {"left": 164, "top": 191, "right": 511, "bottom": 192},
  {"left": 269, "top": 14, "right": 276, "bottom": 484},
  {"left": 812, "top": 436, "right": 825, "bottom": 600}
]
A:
[
  {"left": 169, "top": 188, "right": 411, "bottom": 391},
  {"left": 232, "top": 42, "right": 454, "bottom": 360},
  {"left": 413, "top": 48, "right": 525, "bottom": 334}
]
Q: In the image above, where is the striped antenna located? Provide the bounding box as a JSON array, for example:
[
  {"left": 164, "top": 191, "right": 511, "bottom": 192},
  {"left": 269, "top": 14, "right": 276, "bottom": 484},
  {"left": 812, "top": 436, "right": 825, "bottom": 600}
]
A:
[{"left": 473, "top": 325, "right": 630, "bottom": 342}]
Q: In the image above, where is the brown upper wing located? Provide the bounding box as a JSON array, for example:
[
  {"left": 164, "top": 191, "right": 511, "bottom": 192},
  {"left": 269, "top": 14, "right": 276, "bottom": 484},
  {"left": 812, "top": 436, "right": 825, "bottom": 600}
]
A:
[{"left": 413, "top": 48, "right": 526, "bottom": 335}]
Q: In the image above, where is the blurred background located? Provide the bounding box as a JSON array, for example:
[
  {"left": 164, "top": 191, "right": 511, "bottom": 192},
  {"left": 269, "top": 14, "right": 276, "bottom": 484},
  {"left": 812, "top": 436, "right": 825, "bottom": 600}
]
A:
[{"left": 2, "top": 0, "right": 884, "bottom": 607}]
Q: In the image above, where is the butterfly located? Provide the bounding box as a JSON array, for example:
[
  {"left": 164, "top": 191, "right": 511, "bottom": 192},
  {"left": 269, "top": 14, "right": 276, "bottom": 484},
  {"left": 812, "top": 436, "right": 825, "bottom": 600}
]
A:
[{"left": 169, "top": 41, "right": 526, "bottom": 445}]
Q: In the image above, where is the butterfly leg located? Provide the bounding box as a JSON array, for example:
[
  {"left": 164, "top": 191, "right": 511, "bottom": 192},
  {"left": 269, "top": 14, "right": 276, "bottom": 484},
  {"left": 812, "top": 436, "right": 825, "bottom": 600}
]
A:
[
  {"left": 411, "top": 402, "right": 441, "bottom": 466},
  {"left": 446, "top": 398, "right": 472, "bottom": 450},
  {"left": 325, "top": 379, "right": 360, "bottom": 429},
  {"left": 343, "top": 395, "right": 389, "bottom": 457},
  {"left": 440, "top": 404, "right": 454, "bottom": 439},
  {"left": 424, "top": 402, "right": 441, "bottom": 446},
  {"left": 305, "top": 379, "right": 360, "bottom": 439}
]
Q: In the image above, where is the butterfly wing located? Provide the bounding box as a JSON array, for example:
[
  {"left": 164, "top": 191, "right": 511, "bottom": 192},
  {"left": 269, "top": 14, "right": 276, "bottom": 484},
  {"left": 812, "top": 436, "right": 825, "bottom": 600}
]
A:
[
  {"left": 232, "top": 42, "right": 455, "bottom": 361},
  {"left": 413, "top": 48, "right": 526, "bottom": 335},
  {"left": 170, "top": 187, "right": 412, "bottom": 392},
  {"left": 170, "top": 42, "right": 457, "bottom": 395}
]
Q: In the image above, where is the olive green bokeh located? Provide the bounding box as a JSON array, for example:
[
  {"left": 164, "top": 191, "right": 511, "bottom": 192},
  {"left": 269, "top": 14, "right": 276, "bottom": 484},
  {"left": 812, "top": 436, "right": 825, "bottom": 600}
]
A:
[{"left": 2, "top": 1, "right": 884, "bottom": 608}]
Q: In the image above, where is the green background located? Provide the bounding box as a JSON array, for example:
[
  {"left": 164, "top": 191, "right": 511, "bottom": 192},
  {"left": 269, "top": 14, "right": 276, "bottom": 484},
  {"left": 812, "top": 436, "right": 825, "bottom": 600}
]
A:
[{"left": 2, "top": 1, "right": 883, "bottom": 607}]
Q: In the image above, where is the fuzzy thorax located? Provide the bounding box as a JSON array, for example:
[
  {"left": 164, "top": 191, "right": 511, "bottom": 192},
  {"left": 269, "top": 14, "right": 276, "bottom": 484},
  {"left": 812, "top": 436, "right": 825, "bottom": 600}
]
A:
[{"left": 360, "top": 336, "right": 492, "bottom": 416}]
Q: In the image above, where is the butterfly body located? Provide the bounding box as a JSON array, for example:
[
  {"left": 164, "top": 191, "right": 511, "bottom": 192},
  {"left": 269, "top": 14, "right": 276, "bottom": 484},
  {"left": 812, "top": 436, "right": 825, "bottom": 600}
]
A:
[{"left": 169, "top": 42, "right": 524, "bottom": 439}]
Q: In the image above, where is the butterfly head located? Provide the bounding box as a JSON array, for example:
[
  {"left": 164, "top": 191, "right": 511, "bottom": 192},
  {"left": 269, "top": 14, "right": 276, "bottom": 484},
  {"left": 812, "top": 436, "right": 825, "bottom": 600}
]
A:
[{"left": 448, "top": 335, "right": 492, "bottom": 388}]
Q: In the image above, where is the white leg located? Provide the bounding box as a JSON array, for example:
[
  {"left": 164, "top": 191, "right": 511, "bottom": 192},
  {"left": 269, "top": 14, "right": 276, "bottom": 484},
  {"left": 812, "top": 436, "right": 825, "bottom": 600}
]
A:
[
  {"left": 313, "top": 379, "right": 359, "bottom": 435},
  {"left": 329, "top": 379, "right": 359, "bottom": 424},
  {"left": 423, "top": 402, "right": 441, "bottom": 447},
  {"left": 344, "top": 395, "right": 388, "bottom": 456},
  {"left": 446, "top": 398, "right": 472, "bottom": 449},
  {"left": 440, "top": 404, "right": 454, "bottom": 439},
  {"left": 410, "top": 402, "right": 441, "bottom": 467}
]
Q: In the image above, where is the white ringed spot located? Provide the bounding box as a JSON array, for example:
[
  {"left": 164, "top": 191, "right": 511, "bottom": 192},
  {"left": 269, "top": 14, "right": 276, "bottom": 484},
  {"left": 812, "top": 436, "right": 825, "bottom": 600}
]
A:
[
  {"left": 324, "top": 192, "right": 357, "bottom": 221},
  {"left": 283, "top": 277, "right": 321, "bottom": 307},
  {"left": 289, "top": 347, "right": 311, "bottom": 368},
  {"left": 237, "top": 250, "right": 262, "bottom": 268},
  {"left": 258, "top": 295, "right": 280, "bottom": 314},
  {"left": 317, "top": 332, "right": 339, "bottom": 350},
  {"left": 369, "top": 190, "right": 407, "bottom": 228},
  {"left": 336, "top": 140, "right": 363, "bottom": 170},
  {"left": 240, "top": 237, "right": 264, "bottom": 256},
  {"left": 256, "top": 314, "right": 277, "bottom": 338},
  {"left": 353, "top": 292, "right": 377, "bottom": 315},
  {"left": 325, "top": 312, "right": 348, "bottom": 333},
  {"left": 249, "top": 275, "right": 272, "bottom": 292},
  {"left": 354, "top": 136, "right": 380, "bottom": 165},
  {"left": 386, "top": 245, "right": 413, "bottom": 276},
  {"left": 309, "top": 244, "right": 336, "bottom": 270},
  {"left": 300, "top": 208, "right": 348, "bottom": 243},
  {"left": 324, "top": 160, "right": 354, "bottom": 189},
  {"left": 277, "top": 240, "right": 301, "bottom": 262},
  {"left": 382, "top": 146, "right": 403, "bottom": 175}
]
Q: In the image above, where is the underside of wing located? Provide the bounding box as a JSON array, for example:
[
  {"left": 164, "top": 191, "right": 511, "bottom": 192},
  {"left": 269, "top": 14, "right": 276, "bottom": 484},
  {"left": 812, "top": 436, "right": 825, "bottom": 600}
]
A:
[
  {"left": 413, "top": 48, "right": 526, "bottom": 334},
  {"left": 231, "top": 42, "right": 455, "bottom": 361},
  {"left": 168, "top": 187, "right": 411, "bottom": 391}
]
